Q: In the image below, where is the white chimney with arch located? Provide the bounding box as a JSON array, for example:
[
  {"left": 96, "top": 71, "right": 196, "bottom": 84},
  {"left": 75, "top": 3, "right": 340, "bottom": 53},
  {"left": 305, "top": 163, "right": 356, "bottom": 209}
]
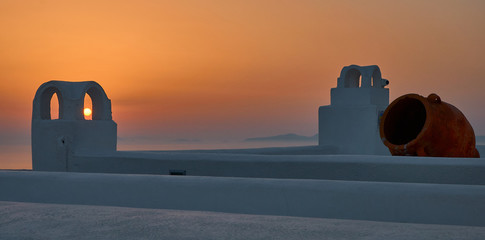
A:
[
  {"left": 318, "top": 65, "right": 390, "bottom": 155},
  {"left": 31, "top": 81, "right": 117, "bottom": 171}
]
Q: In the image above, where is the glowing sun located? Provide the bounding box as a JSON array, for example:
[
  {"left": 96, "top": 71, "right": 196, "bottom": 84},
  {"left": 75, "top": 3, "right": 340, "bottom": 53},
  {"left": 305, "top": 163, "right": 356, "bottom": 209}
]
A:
[{"left": 84, "top": 108, "right": 92, "bottom": 117}]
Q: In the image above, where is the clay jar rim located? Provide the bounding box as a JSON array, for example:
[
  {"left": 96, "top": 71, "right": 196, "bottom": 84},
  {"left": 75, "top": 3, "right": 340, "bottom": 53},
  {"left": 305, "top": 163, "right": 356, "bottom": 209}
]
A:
[{"left": 379, "top": 93, "right": 437, "bottom": 152}]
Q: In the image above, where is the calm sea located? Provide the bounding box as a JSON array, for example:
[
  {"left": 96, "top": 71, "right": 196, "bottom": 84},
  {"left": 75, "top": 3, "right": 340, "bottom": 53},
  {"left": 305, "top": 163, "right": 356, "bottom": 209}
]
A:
[{"left": 0, "top": 145, "right": 32, "bottom": 169}]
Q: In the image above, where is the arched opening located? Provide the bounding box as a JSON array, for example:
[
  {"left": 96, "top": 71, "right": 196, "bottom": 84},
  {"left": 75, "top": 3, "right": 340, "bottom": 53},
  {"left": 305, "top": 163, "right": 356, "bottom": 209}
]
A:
[
  {"left": 383, "top": 98, "right": 427, "bottom": 145},
  {"left": 371, "top": 68, "right": 381, "bottom": 87},
  {"left": 344, "top": 68, "right": 361, "bottom": 88},
  {"left": 83, "top": 93, "right": 93, "bottom": 120},
  {"left": 40, "top": 87, "right": 63, "bottom": 120},
  {"left": 85, "top": 86, "right": 110, "bottom": 120},
  {"left": 50, "top": 93, "right": 60, "bottom": 120}
]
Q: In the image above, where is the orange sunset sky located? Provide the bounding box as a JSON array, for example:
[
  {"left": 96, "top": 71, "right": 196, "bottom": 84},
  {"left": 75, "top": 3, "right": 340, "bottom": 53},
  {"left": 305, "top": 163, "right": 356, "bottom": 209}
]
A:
[{"left": 1, "top": 0, "right": 484, "bottom": 145}]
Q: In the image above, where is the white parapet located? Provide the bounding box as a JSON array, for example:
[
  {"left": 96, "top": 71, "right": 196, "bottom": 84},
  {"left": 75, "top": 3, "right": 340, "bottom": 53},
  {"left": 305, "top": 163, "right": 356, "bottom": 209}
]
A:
[{"left": 1, "top": 170, "right": 484, "bottom": 226}]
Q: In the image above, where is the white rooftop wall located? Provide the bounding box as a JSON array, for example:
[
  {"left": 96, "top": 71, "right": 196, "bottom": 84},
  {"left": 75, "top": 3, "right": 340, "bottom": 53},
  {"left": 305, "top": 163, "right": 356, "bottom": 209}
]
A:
[{"left": 2, "top": 170, "right": 485, "bottom": 226}]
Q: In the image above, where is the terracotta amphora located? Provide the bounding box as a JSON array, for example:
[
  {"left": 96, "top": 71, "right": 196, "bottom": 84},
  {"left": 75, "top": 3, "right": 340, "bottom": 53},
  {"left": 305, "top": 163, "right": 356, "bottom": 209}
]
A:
[{"left": 379, "top": 93, "right": 480, "bottom": 158}]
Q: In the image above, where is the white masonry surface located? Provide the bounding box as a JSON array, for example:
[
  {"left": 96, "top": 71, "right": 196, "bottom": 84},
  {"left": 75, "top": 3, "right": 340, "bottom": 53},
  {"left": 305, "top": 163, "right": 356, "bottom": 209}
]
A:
[{"left": 319, "top": 65, "right": 390, "bottom": 155}]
